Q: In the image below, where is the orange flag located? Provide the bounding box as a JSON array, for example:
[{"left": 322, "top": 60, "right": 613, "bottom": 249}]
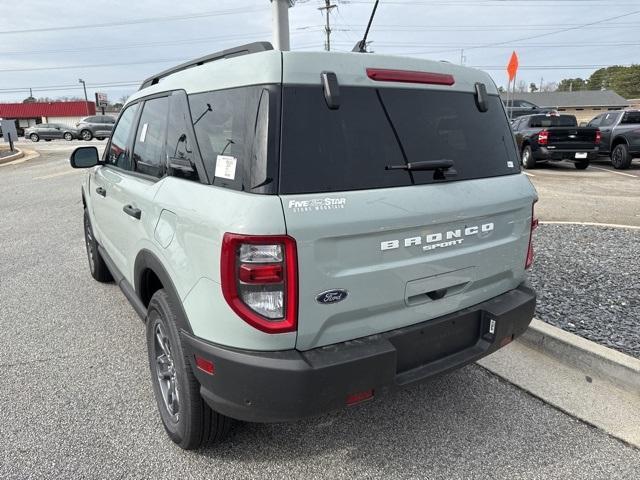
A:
[{"left": 507, "top": 51, "right": 519, "bottom": 82}]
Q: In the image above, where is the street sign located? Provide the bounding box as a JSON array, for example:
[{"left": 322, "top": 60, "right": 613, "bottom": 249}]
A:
[
  {"left": 95, "top": 92, "right": 108, "bottom": 107},
  {"left": 507, "top": 51, "right": 519, "bottom": 82},
  {"left": 0, "top": 119, "right": 18, "bottom": 152}
]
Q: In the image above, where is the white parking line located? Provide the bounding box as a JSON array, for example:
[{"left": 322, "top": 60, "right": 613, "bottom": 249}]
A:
[
  {"left": 590, "top": 166, "right": 639, "bottom": 178},
  {"left": 523, "top": 172, "right": 535, "bottom": 177}
]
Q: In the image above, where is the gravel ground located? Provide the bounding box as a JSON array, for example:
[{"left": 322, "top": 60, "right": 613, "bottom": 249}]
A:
[{"left": 528, "top": 224, "right": 640, "bottom": 358}]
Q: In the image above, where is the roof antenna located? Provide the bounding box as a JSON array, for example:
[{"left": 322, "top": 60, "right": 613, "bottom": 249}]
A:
[{"left": 352, "top": 0, "right": 379, "bottom": 53}]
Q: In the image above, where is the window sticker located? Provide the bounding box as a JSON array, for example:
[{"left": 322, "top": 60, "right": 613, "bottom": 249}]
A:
[
  {"left": 140, "top": 123, "right": 149, "bottom": 143},
  {"left": 215, "top": 155, "right": 237, "bottom": 180}
]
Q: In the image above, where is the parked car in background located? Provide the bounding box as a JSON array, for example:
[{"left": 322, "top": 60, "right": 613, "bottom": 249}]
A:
[
  {"left": 512, "top": 113, "right": 600, "bottom": 169},
  {"left": 24, "top": 123, "right": 78, "bottom": 142},
  {"left": 587, "top": 110, "right": 640, "bottom": 169},
  {"left": 75, "top": 115, "right": 116, "bottom": 141},
  {"left": 503, "top": 99, "right": 552, "bottom": 119}
]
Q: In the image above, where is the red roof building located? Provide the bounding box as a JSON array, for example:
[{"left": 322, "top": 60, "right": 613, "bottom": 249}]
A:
[{"left": 0, "top": 101, "right": 95, "bottom": 119}]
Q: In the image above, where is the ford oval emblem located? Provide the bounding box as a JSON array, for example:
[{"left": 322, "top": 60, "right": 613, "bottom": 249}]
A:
[{"left": 316, "top": 289, "right": 348, "bottom": 305}]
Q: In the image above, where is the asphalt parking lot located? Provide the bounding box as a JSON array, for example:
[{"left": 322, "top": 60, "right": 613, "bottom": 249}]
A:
[
  {"left": 1, "top": 142, "right": 640, "bottom": 479},
  {"left": 525, "top": 158, "right": 640, "bottom": 227}
]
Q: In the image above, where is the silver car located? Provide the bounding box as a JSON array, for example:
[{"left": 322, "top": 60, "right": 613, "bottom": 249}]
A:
[
  {"left": 24, "top": 123, "right": 78, "bottom": 142},
  {"left": 75, "top": 115, "right": 116, "bottom": 141}
]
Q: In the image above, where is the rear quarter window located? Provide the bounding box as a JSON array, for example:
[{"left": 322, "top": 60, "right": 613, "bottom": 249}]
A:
[{"left": 188, "top": 85, "right": 279, "bottom": 193}]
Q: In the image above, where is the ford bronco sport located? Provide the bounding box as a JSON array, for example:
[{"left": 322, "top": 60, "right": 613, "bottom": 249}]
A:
[{"left": 70, "top": 42, "right": 538, "bottom": 450}]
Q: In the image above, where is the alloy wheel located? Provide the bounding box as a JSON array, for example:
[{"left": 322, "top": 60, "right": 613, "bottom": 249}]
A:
[{"left": 154, "top": 322, "right": 180, "bottom": 421}]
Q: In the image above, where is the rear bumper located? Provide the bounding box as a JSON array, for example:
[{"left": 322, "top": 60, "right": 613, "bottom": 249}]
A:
[
  {"left": 534, "top": 147, "right": 599, "bottom": 161},
  {"left": 182, "top": 283, "right": 536, "bottom": 423}
]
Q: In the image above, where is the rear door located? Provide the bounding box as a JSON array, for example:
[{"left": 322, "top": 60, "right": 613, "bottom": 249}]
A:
[
  {"left": 598, "top": 112, "right": 620, "bottom": 153},
  {"left": 98, "top": 96, "right": 170, "bottom": 282},
  {"left": 278, "top": 85, "right": 536, "bottom": 350}
]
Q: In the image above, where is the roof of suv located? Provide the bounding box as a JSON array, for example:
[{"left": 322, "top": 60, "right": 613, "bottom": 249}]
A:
[{"left": 126, "top": 43, "right": 498, "bottom": 105}]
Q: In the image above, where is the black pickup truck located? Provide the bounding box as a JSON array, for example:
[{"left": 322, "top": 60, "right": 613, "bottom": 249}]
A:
[
  {"left": 587, "top": 110, "right": 640, "bottom": 169},
  {"left": 511, "top": 114, "right": 600, "bottom": 169}
]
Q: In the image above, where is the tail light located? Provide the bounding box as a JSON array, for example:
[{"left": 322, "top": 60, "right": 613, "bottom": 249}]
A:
[
  {"left": 221, "top": 233, "right": 297, "bottom": 334},
  {"left": 366, "top": 68, "right": 455, "bottom": 86},
  {"left": 525, "top": 203, "right": 539, "bottom": 270},
  {"left": 538, "top": 130, "right": 549, "bottom": 146},
  {"left": 595, "top": 129, "right": 601, "bottom": 145}
]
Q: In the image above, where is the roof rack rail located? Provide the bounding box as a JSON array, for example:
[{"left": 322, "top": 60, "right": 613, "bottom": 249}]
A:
[{"left": 138, "top": 42, "right": 274, "bottom": 90}]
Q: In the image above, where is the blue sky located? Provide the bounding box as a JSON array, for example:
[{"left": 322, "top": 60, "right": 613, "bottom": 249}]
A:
[{"left": 0, "top": 0, "right": 638, "bottom": 103}]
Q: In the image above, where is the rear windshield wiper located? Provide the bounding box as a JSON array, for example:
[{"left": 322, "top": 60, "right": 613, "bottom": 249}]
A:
[{"left": 385, "top": 159, "right": 454, "bottom": 171}]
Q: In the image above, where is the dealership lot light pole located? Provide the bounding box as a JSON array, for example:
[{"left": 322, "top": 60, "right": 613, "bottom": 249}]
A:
[{"left": 78, "top": 78, "right": 89, "bottom": 114}]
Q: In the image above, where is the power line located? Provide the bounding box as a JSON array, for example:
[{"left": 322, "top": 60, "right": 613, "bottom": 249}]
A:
[
  {"left": 0, "top": 7, "right": 262, "bottom": 35},
  {"left": 394, "top": 8, "right": 640, "bottom": 56},
  {"left": 0, "top": 58, "right": 186, "bottom": 74}
]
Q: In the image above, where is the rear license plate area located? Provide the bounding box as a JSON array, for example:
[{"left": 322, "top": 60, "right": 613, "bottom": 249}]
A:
[
  {"left": 390, "top": 312, "right": 481, "bottom": 374},
  {"left": 575, "top": 152, "right": 588, "bottom": 159}
]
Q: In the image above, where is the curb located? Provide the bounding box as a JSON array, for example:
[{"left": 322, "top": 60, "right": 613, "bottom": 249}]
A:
[
  {"left": 520, "top": 319, "right": 640, "bottom": 394},
  {"left": 0, "top": 147, "right": 24, "bottom": 164}
]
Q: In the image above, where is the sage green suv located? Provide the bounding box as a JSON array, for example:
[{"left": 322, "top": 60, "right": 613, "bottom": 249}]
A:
[{"left": 70, "top": 42, "right": 538, "bottom": 450}]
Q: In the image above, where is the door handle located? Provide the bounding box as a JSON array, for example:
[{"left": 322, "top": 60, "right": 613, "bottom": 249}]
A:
[
  {"left": 96, "top": 187, "right": 106, "bottom": 197},
  {"left": 123, "top": 204, "right": 142, "bottom": 220}
]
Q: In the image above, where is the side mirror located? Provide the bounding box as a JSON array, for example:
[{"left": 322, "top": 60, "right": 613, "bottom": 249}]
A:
[{"left": 70, "top": 146, "right": 100, "bottom": 168}]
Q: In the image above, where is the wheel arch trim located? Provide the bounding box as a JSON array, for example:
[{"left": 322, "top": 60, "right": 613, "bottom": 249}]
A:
[{"left": 134, "top": 249, "right": 193, "bottom": 334}]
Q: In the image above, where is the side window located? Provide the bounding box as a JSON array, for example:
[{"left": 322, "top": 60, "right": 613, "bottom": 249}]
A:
[
  {"left": 188, "top": 87, "right": 259, "bottom": 190},
  {"left": 588, "top": 115, "right": 603, "bottom": 127},
  {"left": 132, "top": 96, "right": 169, "bottom": 178},
  {"left": 166, "top": 93, "right": 199, "bottom": 182},
  {"left": 621, "top": 111, "right": 640, "bottom": 125},
  {"left": 600, "top": 113, "right": 619, "bottom": 127},
  {"left": 106, "top": 103, "right": 139, "bottom": 170}
]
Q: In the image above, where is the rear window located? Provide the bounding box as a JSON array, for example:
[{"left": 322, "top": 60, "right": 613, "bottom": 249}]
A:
[
  {"left": 529, "top": 115, "right": 577, "bottom": 128},
  {"left": 279, "top": 86, "right": 519, "bottom": 194}
]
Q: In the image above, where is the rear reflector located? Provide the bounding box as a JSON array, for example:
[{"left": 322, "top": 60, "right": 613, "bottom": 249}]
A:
[
  {"left": 195, "top": 355, "right": 215, "bottom": 375},
  {"left": 595, "top": 129, "right": 601, "bottom": 145},
  {"left": 346, "top": 389, "right": 374, "bottom": 406},
  {"left": 366, "top": 68, "right": 455, "bottom": 86}
]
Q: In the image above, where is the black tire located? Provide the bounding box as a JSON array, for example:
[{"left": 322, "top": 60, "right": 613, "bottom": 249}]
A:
[
  {"left": 96, "top": 137, "right": 105, "bottom": 141},
  {"left": 81, "top": 129, "right": 93, "bottom": 141},
  {"left": 521, "top": 145, "right": 536, "bottom": 169},
  {"left": 575, "top": 161, "right": 589, "bottom": 170},
  {"left": 146, "top": 290, "right": 232, "bottom": 450},
  {"left": 44, "top": 139, "right": 51, "bottom": 142},
  {"left": 63, "top": 132, "right": 74, "bottom": 141},
  {"left": 611, "top": 143, "right": 632, "bottom": 170},
  {"left": 83, "top": 209, "right": 113, "bottom": 283},
  {"left": 30, "top": 133, "right": 39, "bottom": 142}
]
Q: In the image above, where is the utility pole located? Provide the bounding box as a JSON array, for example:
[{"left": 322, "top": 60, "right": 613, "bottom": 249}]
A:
[
  {"left": 540, "top": 76, "right": 543, "bottom": 92},
  {"left": 319, "top": 0, "right": 337, "bottom": 51},
  {"left": 270, "top": 0, "right": 293, "bottom": 51},
  {"left": 78, "top": 78, "right": 89, "bottom": 114},
  {"left": 460, "top": 49, "right": 466, "bottom": 66}
]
